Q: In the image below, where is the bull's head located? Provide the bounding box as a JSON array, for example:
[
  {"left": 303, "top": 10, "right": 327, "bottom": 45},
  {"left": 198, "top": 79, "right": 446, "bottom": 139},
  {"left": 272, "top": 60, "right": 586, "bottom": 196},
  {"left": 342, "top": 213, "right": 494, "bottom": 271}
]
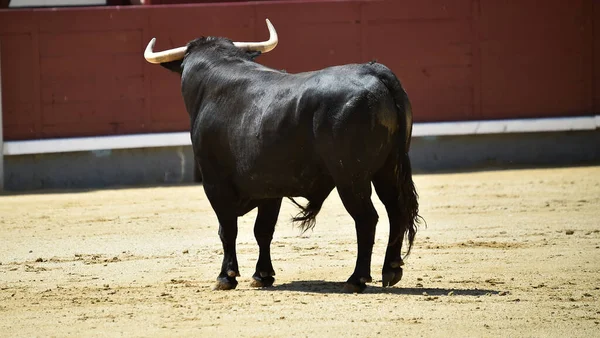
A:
[{"left": 143, "top": 19, "right": 278, "bottom": 64}]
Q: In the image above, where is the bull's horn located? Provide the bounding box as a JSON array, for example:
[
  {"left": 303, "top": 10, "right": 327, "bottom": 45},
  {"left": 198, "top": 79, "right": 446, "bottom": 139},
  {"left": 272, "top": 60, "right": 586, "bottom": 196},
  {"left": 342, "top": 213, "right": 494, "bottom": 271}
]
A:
[
  {"left": 233, "top": 19, "right": 278, "bottom": 53},
  {"left": 143, "top": 19, "right": 278, "bottom": 64},
  {"left": 144, "top": 38, "right": 186, "bottom": 64}
]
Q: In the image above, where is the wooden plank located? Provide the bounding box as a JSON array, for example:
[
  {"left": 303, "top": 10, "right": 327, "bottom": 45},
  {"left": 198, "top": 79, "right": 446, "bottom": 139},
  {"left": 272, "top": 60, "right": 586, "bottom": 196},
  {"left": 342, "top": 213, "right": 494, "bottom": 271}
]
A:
[
  {"left": 479, "top": 0, "right": 591, "bottom": 119},
  {"left": 40, "top": 54, "right": 143, "bottom": 80},
  {"left": 470, "top": 0, "right": 482, "bottom": 120},
  {"left": 0, "top": 33, "right": 40, "bottom": 140},
  {"left": 362, "top": 0, "right": 471, "bottom": 21},
  {"left": 0, "top": 35, "right": 36, "bottom": 103},
  {"left": 148, "top": 96, "right": 188, "bottom": 125},
  {"left": 263, "top": 22, "right": 361, "bottom": 73},
  {"left": 147, "top": 4, "right": 255, "bottom": 47},
  {"left": 40, "top": 76, "right": 143, "bottom": 106},
  {"left": 582, "top": 0, "right": 594, "bottom": 115},
  {"left": 256, "top": 1, "right": 361, "bottom": 72},
  {"left": 31, "top": 11, "right": 42, "bottom": 140},
  {"left": 363, "top": 18, "right": 473, "bottom": 121},
  {"left": 363, "top": 20, "right": 472, "bottom": 68},
  {"left": 479, "top": 0, "right": 582, "bottom": 40},
  {"left": 0, "top": 10, "right": 36, "bottom": 34},
  {"left": 39, "top": 30, "right": 143, "bottom": 57},
  {"left": 405, "top": 66, "right": 474, "bottom": 121},
  {"left": 41, "top": 99, "right": 145, "bottom": 125},
  {"left": 41, "top": 122, "right": 123, "bottom": 138},
  {"left": 3, "top": 103, "right": 36, "bottom": 127},
  {"left": 256, "top": 0, "right": 360, "bottom": 24},
  {"left": 37, "top": 7, "right": 147, "bottom": 33}
]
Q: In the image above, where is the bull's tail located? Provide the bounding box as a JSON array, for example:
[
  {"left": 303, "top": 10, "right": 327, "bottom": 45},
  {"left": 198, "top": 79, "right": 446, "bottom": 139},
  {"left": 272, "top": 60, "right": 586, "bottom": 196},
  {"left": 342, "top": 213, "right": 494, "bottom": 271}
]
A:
[
  {"left": 368, "top": 61, "right": 413, "bottom": 153},
  {"left": 289, "top": 197, "right": 322, "bottom": 233},
  {"left": 397, "top": 151, "right": 422, "bottom": 256},
  {"left": 370, "top": 61, "right": 423, "bottom": 256}
]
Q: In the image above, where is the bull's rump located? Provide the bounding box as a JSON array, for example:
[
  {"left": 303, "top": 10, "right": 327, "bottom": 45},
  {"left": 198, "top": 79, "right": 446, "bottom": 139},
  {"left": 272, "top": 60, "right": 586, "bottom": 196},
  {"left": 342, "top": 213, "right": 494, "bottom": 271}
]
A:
[{"left": 195, "top": 64, "right": 400, "bottom": 199}]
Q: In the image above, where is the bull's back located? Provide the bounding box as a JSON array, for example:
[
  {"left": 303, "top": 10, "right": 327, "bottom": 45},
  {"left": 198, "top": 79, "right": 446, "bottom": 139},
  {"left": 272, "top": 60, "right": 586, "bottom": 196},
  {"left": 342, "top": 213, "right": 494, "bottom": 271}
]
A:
[
  {"left": 195, "top": 63, "right": 400, "bottom": 198},
  {"left": 309, "top": 65, "right": 400, "bottom": 179}
]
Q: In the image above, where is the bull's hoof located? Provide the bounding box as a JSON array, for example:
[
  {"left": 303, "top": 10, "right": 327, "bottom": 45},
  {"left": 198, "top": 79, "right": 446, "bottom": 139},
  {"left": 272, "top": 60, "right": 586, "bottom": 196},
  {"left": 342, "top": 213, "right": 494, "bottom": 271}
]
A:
[
  {"left": 250, "top": 275, "right": 275, "bottom": 288},
  {"left": 342, "top": 282, "right": 367, "bottom": 293},
  {"left": 342, "top": 275, "right": 371, "bottom": 293},
  {"left": 382, "top": 266, "right": 403, "bottom": 287},
  {"left": 213, "top": 276, "right": 238, "bottom": 290}
]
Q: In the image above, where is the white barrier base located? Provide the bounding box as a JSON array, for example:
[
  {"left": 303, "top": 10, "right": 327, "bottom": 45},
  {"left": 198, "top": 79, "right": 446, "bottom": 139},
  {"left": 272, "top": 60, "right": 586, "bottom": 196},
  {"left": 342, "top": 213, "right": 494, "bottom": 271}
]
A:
[{"left": 3, "top": 115, "right": 600, "bottom": 156}]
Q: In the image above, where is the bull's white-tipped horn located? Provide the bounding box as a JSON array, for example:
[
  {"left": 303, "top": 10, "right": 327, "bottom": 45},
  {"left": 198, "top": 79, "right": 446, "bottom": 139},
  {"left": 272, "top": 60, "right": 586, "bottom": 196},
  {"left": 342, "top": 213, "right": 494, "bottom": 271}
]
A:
[
  {"left": 143, "top": 19, "right": 278, "bottom": 64},
  {"left": 233, "top": 19, "right": 278, "bottom": 53},
  {"left": 144, "top": 38, "right": 187, "bottom": 64}
]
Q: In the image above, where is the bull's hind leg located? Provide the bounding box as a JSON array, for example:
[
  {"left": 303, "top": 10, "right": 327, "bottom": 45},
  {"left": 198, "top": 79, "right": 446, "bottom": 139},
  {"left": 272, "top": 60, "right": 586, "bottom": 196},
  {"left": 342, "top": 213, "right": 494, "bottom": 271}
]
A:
[
  {"left": 336, "top": 181, "right": 379, "bottom": 293},
  {"left": 373, "top": 152, "right": 419, "bottom": 287},
  {"left": 373, "top": 174, "right": 405, "bottom": 287},
  {"left": 250, "top": 198, "right": 283, "bottom": 288}
]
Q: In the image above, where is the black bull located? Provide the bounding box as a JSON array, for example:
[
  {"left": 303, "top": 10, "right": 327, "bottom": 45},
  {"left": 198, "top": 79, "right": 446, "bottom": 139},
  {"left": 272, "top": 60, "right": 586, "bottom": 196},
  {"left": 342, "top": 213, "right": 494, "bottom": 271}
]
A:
[{"left": 159, "top": 36, "right": 422, "bottom": 292}]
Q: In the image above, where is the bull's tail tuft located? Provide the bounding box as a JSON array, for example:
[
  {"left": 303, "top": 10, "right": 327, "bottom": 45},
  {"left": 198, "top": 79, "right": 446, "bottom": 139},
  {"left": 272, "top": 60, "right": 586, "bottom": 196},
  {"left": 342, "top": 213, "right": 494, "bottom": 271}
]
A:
[
  {"left": 289, "top": 198, "right": 322, "bottom": 233},
  {"left": 399, "top": 151, "right": 425, "bottom": 257}
]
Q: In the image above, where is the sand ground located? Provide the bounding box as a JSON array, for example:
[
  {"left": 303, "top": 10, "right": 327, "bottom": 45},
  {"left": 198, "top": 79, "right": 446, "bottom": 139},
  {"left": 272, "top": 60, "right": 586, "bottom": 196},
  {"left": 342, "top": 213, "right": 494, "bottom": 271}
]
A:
[{"left": 1, "top": 166, "right": 599, "bottom": 337}]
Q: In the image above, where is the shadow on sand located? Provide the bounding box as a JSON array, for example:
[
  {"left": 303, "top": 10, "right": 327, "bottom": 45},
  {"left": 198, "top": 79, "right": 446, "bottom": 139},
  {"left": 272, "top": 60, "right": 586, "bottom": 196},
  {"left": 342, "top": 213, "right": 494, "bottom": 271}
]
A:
[{"left": 260, "top": 280, "right": 500, "bottom": 296}]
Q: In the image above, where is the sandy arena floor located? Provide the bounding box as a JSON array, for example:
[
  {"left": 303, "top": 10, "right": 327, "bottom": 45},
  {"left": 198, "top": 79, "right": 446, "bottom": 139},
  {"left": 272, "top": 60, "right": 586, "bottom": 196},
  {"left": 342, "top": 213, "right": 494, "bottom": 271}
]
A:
[{"left": 1, "top": 166, "right": 599, "bottom": 337}]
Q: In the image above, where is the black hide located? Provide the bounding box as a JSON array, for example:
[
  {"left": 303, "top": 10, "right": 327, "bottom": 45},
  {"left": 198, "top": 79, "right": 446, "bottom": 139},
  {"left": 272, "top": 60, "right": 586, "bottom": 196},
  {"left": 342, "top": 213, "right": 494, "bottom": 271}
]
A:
[{"left": 160, "top": 36, "right": 422, "bottom": 292}]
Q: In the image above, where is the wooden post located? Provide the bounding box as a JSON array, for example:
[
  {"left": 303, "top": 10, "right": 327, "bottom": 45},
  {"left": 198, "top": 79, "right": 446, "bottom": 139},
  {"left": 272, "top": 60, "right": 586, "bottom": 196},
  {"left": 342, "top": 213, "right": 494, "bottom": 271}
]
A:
[{"left": 0, "top": 41, "right": 4, "bottom": 191}]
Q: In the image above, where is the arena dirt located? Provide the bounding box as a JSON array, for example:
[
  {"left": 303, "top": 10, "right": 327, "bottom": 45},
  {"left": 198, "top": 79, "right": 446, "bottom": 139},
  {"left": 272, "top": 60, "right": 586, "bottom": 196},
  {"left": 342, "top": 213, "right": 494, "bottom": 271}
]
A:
[{"left": 1, "top": 166, "right": 599, "bottom": 337}]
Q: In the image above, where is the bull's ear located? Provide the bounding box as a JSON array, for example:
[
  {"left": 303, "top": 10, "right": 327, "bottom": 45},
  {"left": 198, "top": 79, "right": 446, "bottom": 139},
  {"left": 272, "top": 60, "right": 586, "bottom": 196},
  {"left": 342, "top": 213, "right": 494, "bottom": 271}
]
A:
[
  {"left": 246, "top": 51, "right": 262, "bottom": 60},
  {"left": 160, "top": 59, "right": 184, "bottom": 74}
]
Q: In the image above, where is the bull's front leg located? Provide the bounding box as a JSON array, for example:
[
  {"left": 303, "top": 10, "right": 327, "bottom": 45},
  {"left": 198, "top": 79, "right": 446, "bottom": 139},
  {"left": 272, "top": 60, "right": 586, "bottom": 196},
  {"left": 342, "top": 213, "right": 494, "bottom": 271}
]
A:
[
  {"left": 214, "top": 216, "right": 240, "bottom": 290},
  {"left": 250, "top": 198, "right": 282, "bottom": 288}
]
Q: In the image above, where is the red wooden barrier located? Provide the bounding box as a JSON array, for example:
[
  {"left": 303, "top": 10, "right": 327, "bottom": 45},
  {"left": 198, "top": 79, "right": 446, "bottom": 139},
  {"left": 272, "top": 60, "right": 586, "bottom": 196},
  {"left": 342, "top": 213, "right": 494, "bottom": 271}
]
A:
[{"left": 0, "top": 0, "right": 598, "bottom": 141}]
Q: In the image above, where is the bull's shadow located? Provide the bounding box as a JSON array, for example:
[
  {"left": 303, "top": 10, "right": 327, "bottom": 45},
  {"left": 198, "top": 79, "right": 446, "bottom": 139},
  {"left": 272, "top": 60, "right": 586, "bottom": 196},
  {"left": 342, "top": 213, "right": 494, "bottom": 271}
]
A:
[{"left": 262, "top": 280, "right": 500, "bottom": 296}]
